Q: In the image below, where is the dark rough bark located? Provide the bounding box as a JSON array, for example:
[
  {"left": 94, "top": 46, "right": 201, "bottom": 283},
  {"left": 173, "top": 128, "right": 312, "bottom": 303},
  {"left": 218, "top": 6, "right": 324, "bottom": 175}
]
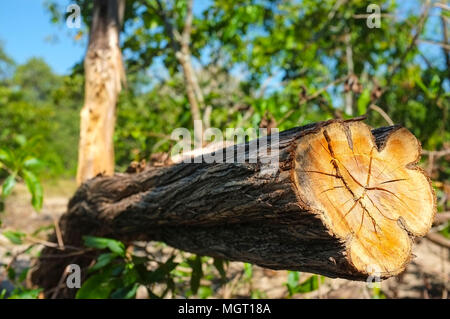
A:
[{"left": 31, "top": 118, "right": 431, "bottom": 297}]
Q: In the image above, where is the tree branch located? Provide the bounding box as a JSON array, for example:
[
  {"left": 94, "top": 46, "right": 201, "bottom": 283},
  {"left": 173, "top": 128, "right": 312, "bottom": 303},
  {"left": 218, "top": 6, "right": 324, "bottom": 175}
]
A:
[{"left": 142, "top": 0, "right": 204, "bottom": 142}]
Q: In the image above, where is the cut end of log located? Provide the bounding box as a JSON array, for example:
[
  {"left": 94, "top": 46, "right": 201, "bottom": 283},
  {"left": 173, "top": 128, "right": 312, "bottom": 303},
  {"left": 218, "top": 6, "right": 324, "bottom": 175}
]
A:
[
  {"left": 31, "top": 119, "right": 437, "bottom": 297},
  {"left": 293, "top": 120, "right": 435, "bottom": 277}
]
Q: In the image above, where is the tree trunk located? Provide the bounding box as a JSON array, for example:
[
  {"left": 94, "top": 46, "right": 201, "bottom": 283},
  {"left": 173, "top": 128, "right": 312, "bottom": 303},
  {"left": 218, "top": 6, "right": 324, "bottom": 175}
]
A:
[
  {"left": 32, "top": 118, "right": 435, "bottom": 297},
  {"left": 76, "top": 0, "right": 125, "bottom": 185},
  {"left": 177, "top": 50, "right": 203, "bottom": 143},
  {"left": 176, "top": 0, "right": 204, "bottom": 143}
]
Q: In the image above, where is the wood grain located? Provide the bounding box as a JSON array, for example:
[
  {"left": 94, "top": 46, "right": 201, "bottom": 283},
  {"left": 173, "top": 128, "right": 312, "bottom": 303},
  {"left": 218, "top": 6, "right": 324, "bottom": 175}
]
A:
[{"left": 31, "top": 118, "right": 435, "bottom": 297}]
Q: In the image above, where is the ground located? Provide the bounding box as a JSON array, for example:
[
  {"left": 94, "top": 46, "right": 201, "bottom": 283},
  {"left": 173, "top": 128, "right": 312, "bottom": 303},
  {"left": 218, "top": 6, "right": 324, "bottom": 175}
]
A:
[{"left": 0, "top": 180, "right": 448, "bottom": 299}]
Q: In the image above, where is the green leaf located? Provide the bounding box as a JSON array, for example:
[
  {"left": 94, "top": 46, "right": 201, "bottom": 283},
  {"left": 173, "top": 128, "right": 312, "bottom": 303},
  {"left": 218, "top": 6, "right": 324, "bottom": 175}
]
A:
[
  {"left": 2, "top": 230, "right": 26, "bottom": 245},
  {"left": 13, "top": 135, "right": 27, "bottom": 146},
  {"left": 357, "top": 89, "right": 371, "bottom": 115},
  {"left": 142, "top": 255, "right": 177, "bottom": 284},
  {"left": 0, "top": 148, "right": 13, "bottom": 166},
  {"left": 287, "top": 271, "right": 299, "bottom": 289},
  {"left": 2, "top": 174, "right": 16, "bottom": 197},
  {"left": 23, "top": 157, "right": 44, "bottom": 170},
  {"left": 7, "top": 267, "right": 16, "bottom": 281},
  {"left": 213, "top": 257, "right": 227, "bottom": 282},
  {"left": 8, "top": 288, "right": 42, "bottom": 299},
  {"left": 295, "top": 275, "right": 323, "bottom": 293},
  {"left": 147, "top": 289, "right": 161, "bottom": 299},
  {"left": 372, "top": 286, "right": 386, "bottom": 299},
  {"left": 286, "top": 271, "right": 300, "bottom": 296},
  {"left": 18, "top": 268, "right": 29, "bottom": 282},
  {"left": 188, "top": 255, "right": 203, "bottom": 295},
  {"left": 286, "top": 273, "right": 324, "bottom": 295},
  {"left": 430, "top": 74, "right": 440, "bottom": 91},
  {"left": 243, "top": 263, "right": 252, "bottom": 280},
  {"left": 31, "top": 224, "right": 54, "bottom": 237},
  {"left": 89, "top": 253, "right": 117, "bottom": 273},
  {"left": 83, "top": 236, "right": 126, "bottom": 257},
  {"left": 198, "top": 286, "right": 213, "bottom": 299},
  {"left": 76, "top": 271, "right": 116, "bottom": 299},
  {"left": 111, "top": 283, "right": 139, "bottom": 299},
  {"left": 123, "top": 264, "right": 139, "bottom": 286},
  {"left": 22, "top": 169, "right": 43, "bottom": 211}
]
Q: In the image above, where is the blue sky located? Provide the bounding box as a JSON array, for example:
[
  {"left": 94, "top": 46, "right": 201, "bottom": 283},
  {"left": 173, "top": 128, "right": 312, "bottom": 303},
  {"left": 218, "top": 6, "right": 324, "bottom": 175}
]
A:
[
  {"left": 0, "top": 0, "right": 86, "bottom": 74},
  {"left": 0, "top": 0, "right": 446, "bottom": 78},
  {"left": 0, "top": 0, "right": 213, "bottom": 75}
]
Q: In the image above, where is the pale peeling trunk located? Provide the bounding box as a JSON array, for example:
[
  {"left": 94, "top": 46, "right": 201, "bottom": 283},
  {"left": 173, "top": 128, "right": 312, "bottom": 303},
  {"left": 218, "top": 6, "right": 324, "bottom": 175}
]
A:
[{"left": 76, "top": 0, "right": 125, "bottom": 185}]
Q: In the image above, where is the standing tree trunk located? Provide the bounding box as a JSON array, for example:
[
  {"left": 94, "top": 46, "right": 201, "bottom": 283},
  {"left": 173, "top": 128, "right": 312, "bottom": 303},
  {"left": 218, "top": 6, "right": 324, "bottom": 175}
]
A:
[
  {"left": 32, "top": 118, "right": 435, "bottom": 297},
  {"left": 152, "top": 0, "right": 205, "bottom": 143},
  {"left": 76, "top": 0, "right": 125, "bottom": 185}
]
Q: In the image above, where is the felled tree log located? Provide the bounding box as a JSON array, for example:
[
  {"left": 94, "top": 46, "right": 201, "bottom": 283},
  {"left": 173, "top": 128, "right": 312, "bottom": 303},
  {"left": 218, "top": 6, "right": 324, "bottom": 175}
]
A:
[{"left": 31, "top": 118, "right": 435, "bottom": 295}]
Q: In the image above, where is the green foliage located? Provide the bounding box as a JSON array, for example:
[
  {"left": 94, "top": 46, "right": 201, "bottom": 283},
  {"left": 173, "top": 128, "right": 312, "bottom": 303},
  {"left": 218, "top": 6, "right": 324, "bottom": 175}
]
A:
[
  {"left": 371, "top": 286, "right": 386, "bottom": 299},
  {"left": 22, "top": 169, "right": 43, "bottom": 211},
  {"left": 89, "top": 253, "right": 118, "bottom": 273},
  {"left": 76, "top": 237, "right": 235, "bottom": 299},
  {"left": 2, "top": 175, "right": 16, "bottom": 198},
  {"left": 0, "top": 53, "right": 81, "bottom": 177},
  {"left": 77, "top": 240, "right": 179, "bottom": 299},
  {"left": 0, "top": 241, "right": 42, "bottom": 299},
  {"left": 0, "top": 43, "right": 14, "bottom": 82},
  {"left": 286, "top": 271, "right": 325, "bottom": 297},
  {"left": 440, "top": 222, "right": 450, "bottom": 239},
  {"left": 243, "top": 262, "right": 253, "bottom": 280},
  {"left": 1, "top": 0, "right": 448, "bottom": 299},
  {"left": 0, "top": 104, "right": 47, "bottom": 297},
  {"left": 76, "top": 267, "right": 120, "bottom": 299},
  {"left": 36, "top": 0, "right": 450, "bottom": 179},
  {"left": 2, "top": 230, "right": 26, "bottom": 245},
  {"left": 114, "top": 78, "right": 189, "bottom": 169},
  {"left": 213, "top": 257, "right": 227, "bottom": 283},
  {"left": 357, "top": 89, "right": 371, "bottom": 115},
  {"left": 187, "top": 255, "right": 203, "bottom": 295},
  {"left": 7, "top": 288, "right": 42, "bottom": 299},
  {"left": 0, "top": 136, "right": 44, "bottom": 211},
  {"left": 13, "top": 58, "right": 62, "bottom": 102},
  {"left": 83, "top": 236, "right": 126, "bottom": 257}
]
